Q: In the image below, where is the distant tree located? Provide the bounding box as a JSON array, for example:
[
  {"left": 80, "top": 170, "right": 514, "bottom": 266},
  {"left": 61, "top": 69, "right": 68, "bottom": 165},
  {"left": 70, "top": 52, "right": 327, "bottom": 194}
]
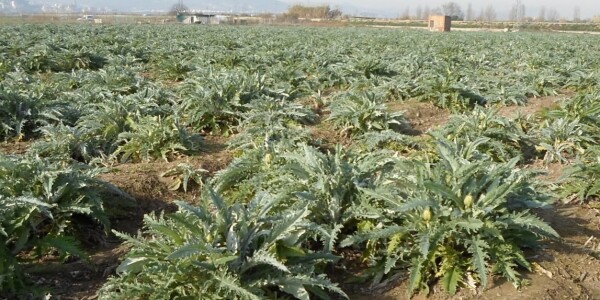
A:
[
  {"left": 441, "top": 2, "right": 464, "bottom": 20},
  {"left": 546, "top": 8, "right": 559, "bottom": 22},
  {"left": 477, "top": 7, "right": 485, "bottom": 21},
  {"left": 465, "top": 3, "right": 473, "bottom": 21},
  {"left": 415, "top": 5, "right": 423, "bottom": 20},
  {"left": 538, "top": 6, "right": 546, "bottom": 22},
  {"left": 573, "top": 6, "right": 581, "bottom": 22},
  {"left": 423, "top": 5, "right": 431, "bottom": 19},
  {"left": 509, "top": 4, "right": 518, "bottom": 21},
  {"left": 287, "top": 5, "right": 339, "bottom": 19},
  {"left": 509, "top": 1, "right": 526, "bottom": 22},
  {"left": 484, "top": 4, "right": 496, "bottom": 22},
  {"left": 519, "top": 4, "right": 526, "bottom": 22},
  {"left": 328, "top": 8, "right": 342, "bottom": 19},
  {"left": 400, "top": 6, "right": 410, "bottom": 20},
  {"left": 169, "top": 2, "right": 188, "bottom": 16}
]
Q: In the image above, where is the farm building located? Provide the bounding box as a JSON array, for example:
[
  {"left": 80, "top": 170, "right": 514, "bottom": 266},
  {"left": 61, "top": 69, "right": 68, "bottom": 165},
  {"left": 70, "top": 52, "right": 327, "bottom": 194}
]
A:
[
  {"left": 179, "top": 13, "right": 219, "bottom": 25},
  {"left": 428, "top": 15, "right": 451, "bottom": 32}
]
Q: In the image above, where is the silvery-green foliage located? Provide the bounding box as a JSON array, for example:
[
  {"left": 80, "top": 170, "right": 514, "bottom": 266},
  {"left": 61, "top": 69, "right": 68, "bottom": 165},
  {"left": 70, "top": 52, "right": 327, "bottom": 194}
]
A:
[
  {"left": 327, "top": 92, "right": 406, "bottom": 136},
  {"left": 0, "top": 72, "right": 66, "bottom": 141},
  {"left": 558, "top": 146, "right": 600, "bottom": 204},
  {"left": 176, "top": 70, "right": 268, "bottom": 136},
  {"left": 0, "top": 154, "right": 128, "bottom": 295},
  {"left": 229, "top": 97, "right": 317, "bottom": 151},
  {"left": 161, "top": 163, "right": 208, "bottom": 192},
  {"left": 534, "top": 118, "right": 594, "bottom": 165},
  {"left": 436, "top": 107, "right": 532, "bottom": 162},
  {"left": 99, "top": 191, "right": 347, "bottom": 300},
  {"left": 342, "top": 139, "right": 558, "bottom": 296},
  {"left": 114, "top": 115, "right": 203, "bottom": 163}
]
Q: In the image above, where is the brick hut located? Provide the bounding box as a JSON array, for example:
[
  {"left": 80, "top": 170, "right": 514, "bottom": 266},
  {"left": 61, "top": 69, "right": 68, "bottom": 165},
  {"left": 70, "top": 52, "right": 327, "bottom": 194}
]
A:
[{"left": 428, "top": 15, "right": 451, "bottom": 32}]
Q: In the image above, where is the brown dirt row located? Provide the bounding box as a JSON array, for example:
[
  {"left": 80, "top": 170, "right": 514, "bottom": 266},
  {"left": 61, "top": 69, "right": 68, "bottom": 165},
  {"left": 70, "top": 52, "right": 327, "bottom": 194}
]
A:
[{"left": 388, "top": 94, "right": 566, "bottom": 136}]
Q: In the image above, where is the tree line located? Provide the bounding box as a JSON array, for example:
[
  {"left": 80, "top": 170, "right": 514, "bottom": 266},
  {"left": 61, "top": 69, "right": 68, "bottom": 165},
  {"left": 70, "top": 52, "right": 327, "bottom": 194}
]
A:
[
  {"left": 285, "top": 5, "right": 342, "bottom": 19},
  {"left": 398, "top": 1, "right": 589, "bottom": 22}
]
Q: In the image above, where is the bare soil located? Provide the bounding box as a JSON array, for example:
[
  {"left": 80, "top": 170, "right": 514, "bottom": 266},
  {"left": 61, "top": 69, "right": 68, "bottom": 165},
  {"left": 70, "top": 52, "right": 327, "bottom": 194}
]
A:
[
  {"left": 308, "top": 110, "right": 355, "bottom": 151},
  {"left": 310, "top": 123, "right": 354, "bottom": 150},
  {"left": 25, "top": 243, "right": 129, "bottom": 300},
  {"left": 497, "top": 95, "right": 563, "bottom": 118},
  {"left": 530, "top": 160, "right": 567, "bottom": 183},
  {"left": 0, "top": 140, "right": 30, "bottom": 155},
  {"left": 388, "top": 100, "right": 452, "bottom": 134}
]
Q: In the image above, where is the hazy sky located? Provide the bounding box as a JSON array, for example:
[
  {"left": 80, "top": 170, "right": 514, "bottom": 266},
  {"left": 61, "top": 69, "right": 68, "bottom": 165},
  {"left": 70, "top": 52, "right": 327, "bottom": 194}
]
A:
[{"left": 282, "top": 0, "right": 599, "bottom": 18}]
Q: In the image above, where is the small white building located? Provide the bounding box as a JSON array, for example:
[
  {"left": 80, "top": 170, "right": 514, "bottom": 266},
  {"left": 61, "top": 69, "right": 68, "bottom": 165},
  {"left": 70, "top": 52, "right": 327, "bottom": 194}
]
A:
[{"left": 181, "top": 13, "right": 218, "bottom": 25}]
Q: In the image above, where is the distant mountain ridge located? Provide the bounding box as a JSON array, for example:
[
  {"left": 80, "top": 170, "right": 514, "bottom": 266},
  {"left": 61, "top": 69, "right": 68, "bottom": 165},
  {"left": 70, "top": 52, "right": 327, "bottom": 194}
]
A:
[
  {"left": 17, "top": 0, "right": 381, "bottom": 17},
  {"left": 66, "top": 0, "right": 289, "bottom": 13},
  {"left": 0, "top": 1, "right": 389, "bottom": 15}
]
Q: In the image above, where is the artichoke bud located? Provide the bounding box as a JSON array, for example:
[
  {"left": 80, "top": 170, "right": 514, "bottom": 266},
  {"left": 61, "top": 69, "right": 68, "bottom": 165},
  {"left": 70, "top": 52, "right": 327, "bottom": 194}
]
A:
[
  {"left": 464, "top": 194, "right": 474, "bottom": 208},
  {"left": 264, "top": 153, "right": 273, "bottom": 166},
  {"left": 422, "top": 208, "right": 432, "bottom": 222}
]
